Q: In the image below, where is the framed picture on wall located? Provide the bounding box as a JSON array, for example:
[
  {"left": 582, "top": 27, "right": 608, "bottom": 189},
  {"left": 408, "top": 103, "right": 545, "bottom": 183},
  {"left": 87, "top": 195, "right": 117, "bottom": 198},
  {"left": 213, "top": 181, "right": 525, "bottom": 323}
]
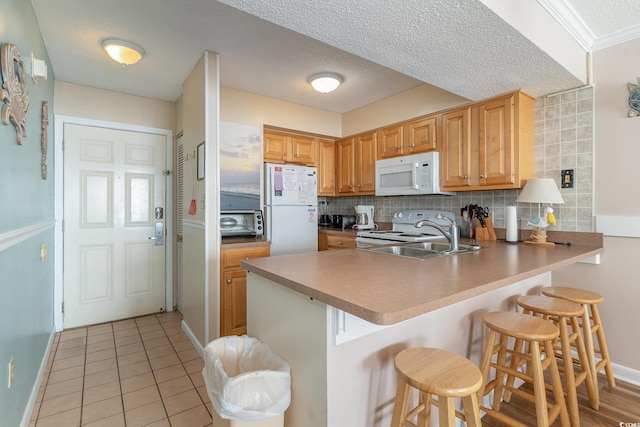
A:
[{"left": 197, "top": 142, "right": 205, "bottom": 180}]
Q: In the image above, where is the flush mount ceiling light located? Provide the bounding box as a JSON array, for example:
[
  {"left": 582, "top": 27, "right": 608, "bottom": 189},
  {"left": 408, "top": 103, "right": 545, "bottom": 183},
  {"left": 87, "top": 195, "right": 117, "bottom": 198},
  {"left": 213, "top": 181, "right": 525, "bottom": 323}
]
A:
[
  {"left": 101, "top": 38, "right": 145, "bottom": 66},
  {"left": 308, "top": 72, "right": 343, "bottom": 94}
]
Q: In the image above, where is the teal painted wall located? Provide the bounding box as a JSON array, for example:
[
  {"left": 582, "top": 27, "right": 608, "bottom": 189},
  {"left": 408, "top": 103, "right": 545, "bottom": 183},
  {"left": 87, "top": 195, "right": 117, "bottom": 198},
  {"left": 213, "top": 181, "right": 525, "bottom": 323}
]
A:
[{"left": 0, "top": 0, "right": 55, "bottom": 425}]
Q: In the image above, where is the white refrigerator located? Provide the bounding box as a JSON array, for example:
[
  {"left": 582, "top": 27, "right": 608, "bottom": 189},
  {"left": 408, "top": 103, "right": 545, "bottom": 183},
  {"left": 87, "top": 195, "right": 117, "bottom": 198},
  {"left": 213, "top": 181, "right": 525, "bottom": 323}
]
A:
[{"left": 264, "top": 163, "right": 318, "bottom": 256}]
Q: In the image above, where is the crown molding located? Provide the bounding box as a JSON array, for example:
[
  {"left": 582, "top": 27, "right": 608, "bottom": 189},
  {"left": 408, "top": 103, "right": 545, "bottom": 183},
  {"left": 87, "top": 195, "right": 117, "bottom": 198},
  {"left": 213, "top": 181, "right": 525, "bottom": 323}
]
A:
[
  {"left": 592, "top": 25, "right": 640, "bottom": 51},
  {"left": 538, "top": 0, "right": 640, "bottom": 51},
  {"left": 537, "top": 0, "right": 595, "bottom": 51}
]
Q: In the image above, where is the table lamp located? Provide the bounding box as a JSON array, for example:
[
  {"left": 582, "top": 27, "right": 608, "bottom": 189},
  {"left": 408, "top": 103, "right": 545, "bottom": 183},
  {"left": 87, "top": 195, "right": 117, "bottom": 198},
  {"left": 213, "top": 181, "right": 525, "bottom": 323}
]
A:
[{"left": 516, "top": 178, "right": 564, "bottom": 246}]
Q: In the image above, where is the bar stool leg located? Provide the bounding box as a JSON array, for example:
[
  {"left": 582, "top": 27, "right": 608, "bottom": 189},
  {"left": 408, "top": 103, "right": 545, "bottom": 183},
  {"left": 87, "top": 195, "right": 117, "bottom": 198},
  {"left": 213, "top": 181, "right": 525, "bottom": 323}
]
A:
[
  {"left": 579, "top": 302, "right": 598, "bottom": 387},
  {"left": 530, "top": 341, "right": 551, "bottom": 427},
  {"left": 557, "top": 316, "right": 581, "bottom": 426},
  {"left": 438, "top": 396, "right": 454, "bottom": 427},
  {"left": 570, "top": 315, "right": 599, "bottom": 409},
  {"left": 492, "top": 334, "right": 509, "bottom": 411},
  {"left": 390, "top": 379, "right": 411, "bottom": 427},
  {"left": 591, "top": 303, "right": 616, "bottom": 386},
  {"left": 461, "top": 394, "right": 481, "bottom": 427},
  {"left": 418, "top": 391, "right": 430, "bottom": 427},
  {"left": 543, "top": 340, "right": 571, "bottom": 427}
]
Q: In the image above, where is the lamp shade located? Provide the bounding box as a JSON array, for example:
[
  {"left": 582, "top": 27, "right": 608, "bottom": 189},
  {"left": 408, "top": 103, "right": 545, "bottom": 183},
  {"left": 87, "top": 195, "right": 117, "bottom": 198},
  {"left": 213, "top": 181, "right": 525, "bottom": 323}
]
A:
[
  {"left": 102, "top": 39, "right": 145, "bottom": 66},
  {"left": 308, "top": 72, "right": 343, "bottom": 93},
  {"left": 517, "top": 178, "right": 564, "bottom": 204}
]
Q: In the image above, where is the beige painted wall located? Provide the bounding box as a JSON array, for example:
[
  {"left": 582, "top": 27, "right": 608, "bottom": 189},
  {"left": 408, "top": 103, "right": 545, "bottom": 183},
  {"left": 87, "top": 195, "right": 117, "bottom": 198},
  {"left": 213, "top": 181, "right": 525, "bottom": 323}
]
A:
[
  {"left": 221, "top": 87, "right": 342, "bottom": 137},
  {"left": 554, "top": 37, "right": 640, "bottom": 374},
  {"left": 342, "top": 83, "right": 468, "bottom": 136},
  {"left": 181, "top": 56, "right": 207, "bottom": 345},
  {"left": 55, "top": 81, "right": 175, "bottom": 130}
]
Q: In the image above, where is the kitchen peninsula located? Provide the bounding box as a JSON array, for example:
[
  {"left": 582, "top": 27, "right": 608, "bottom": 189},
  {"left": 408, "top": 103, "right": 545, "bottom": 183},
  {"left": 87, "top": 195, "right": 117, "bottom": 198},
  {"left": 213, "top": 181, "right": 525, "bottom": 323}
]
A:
[{"left": 241, "top": 237, "right": 603, "bottom": 427}]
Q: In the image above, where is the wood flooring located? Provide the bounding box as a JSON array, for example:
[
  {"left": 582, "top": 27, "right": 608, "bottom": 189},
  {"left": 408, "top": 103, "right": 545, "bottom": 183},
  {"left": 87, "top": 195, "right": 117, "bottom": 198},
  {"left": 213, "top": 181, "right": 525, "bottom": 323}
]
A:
[{"left": 481, "top": 372, "right": 640, "bottom": 426}]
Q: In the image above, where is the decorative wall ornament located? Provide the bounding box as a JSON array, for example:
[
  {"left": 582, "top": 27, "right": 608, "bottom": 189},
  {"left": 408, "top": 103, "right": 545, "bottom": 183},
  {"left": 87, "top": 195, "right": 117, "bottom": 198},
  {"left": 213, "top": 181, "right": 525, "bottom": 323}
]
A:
[
  {"left": 1, "top": 43, "right": 30, "bottom": 144},
  {"left": 628, "top": 77, "right": 640, "bottom": 117},
  {"left": 41, "top": 101, "right": 48, "bottom": 179}
]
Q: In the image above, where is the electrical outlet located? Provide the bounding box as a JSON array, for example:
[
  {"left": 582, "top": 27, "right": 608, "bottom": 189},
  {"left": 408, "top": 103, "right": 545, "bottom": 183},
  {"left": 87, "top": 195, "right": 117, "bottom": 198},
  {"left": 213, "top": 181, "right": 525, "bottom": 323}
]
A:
[{"left": 8, "top": 357, "right": 14, "bottom": 388}]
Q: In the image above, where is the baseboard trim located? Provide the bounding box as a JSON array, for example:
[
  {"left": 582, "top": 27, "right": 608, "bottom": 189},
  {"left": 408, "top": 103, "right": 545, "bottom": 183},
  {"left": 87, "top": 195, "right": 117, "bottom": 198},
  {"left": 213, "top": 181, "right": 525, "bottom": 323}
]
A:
[
  {"left": 21, "top": 328, "right": 56, "bottom": 427},
  {"left": 182, "top": 319, "right": 204, "bottom": 359},
  {"left": 612, "top": 361, "right": 640, "bottom": 386}
]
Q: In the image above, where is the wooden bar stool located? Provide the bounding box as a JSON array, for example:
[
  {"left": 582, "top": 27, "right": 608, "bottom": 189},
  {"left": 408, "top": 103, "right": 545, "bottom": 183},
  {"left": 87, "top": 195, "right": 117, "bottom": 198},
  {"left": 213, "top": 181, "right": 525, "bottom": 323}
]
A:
[
  {"left": 390, "top": 347, "right": 483, "bottom": 427},
  {"left": 541, "top": 286, "right": 615, "bottom": 388},
  {"left": 516, "top": 295, "right": 599, "bottom": 426},
  {"left": 479, "top": 311, "right": 569, "bottom": 427}
]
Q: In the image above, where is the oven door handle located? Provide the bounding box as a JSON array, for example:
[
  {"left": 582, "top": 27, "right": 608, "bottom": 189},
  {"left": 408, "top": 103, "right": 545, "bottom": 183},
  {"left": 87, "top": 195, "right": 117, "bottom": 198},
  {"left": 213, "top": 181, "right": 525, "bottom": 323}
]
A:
[{"left": 412, "top": 162, "right": 420, "bottom": 190}]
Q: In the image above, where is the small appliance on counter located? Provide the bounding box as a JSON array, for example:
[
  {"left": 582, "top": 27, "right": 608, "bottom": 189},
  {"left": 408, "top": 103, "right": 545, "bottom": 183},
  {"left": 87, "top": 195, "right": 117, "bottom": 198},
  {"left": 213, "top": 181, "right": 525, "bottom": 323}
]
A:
[
  {"left": 319, "top": 201, "right": 332, "bottom": 226},
  {"left": 354, "top": 205, "right": 375, "bottom": 230},
  {"left": 220, "top": 210, "right": 264, "bottom": 237},
  {"left": 330, "top": 214, "right": 356, "bottom": 230}
]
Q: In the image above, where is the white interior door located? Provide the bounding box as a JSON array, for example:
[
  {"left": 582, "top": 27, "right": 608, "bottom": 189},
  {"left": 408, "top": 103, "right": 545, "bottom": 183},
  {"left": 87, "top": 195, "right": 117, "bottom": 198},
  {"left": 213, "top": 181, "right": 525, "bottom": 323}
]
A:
[{"left": 63, "top": 123, "right": 167, "bottom": 328}]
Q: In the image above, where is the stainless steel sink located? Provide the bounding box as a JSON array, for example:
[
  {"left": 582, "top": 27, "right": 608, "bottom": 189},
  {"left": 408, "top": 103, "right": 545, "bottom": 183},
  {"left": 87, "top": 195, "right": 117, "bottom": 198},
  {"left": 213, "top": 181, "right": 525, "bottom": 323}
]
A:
[
  {"left": 404, "top": 242, "right": 484, "bottom": 253},
  {"left": 360, "top": 242, "right": 484, "bottom": 260},
  {"left": 366, "top": 245, "right": 440, "bottom": 259}
]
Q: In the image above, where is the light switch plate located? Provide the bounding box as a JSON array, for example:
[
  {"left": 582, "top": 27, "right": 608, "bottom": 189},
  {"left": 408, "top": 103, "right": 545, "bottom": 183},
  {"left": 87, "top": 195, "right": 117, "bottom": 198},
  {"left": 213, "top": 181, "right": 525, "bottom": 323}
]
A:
[{"left": 561, "top": 169, "right": 574, "bottom": 188}]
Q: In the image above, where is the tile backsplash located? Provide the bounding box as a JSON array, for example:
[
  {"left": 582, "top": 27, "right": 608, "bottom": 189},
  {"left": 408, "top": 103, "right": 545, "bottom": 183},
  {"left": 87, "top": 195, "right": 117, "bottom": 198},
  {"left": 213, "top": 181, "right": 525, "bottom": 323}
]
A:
[{"left": 323, "top": 86, "right": 594, "bottom": 233}]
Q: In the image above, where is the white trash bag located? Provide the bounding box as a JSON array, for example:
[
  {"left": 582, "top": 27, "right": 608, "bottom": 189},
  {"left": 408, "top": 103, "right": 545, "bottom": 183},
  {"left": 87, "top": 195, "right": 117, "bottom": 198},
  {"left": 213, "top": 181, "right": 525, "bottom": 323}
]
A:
[{"left": 203, "top": 335, "right": 291, "bottom": 421}]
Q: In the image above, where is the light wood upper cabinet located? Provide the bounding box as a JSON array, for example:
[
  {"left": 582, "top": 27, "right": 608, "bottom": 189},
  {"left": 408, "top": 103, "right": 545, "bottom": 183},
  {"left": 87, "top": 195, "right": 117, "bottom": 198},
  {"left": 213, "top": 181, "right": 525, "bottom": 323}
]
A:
[
  {"left": 355, "top": 132, "right": 376, "bottom": 194},
  {"left": 317, "top": 139, "right": 336, "bottom": 196},
  {"left": 336, "top": 137, "right": 356, "bottom": 194},
  {"left": 405, "top": 115, "right": 438, "bottom": 155},
  {"left": 376, "top": 124, "right": 405, "bottom": 159},
  {"left": 377, "top": 116, "right": 438, "bottom": 160},
  {"left": 220, "top": 245, "right": 270, "bottom": 337},
  {"left": 441, "top": 107, "right": 472, "bottom": 188},
  {"left": 263, "top": 131, "right": 317, "bottom": 166},
  {"left": 441, "top": 91, "right": 534, "bottom": 191},
  {"left": 337, "top": 132, "right": 376, "bottom": 195}
]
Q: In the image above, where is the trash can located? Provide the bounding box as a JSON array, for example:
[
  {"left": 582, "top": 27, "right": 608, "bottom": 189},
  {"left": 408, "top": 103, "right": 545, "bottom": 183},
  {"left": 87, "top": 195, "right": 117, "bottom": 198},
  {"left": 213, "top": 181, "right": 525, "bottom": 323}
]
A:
[{"left": 203, "top": 335, "right": 291, "bottom": 427}]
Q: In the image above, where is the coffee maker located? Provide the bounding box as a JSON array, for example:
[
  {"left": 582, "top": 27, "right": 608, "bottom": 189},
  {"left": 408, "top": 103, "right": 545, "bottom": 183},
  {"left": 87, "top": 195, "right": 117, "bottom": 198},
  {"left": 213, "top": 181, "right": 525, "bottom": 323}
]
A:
[{"left": 354, "top": 205, "right": 375, "bottom": 230}]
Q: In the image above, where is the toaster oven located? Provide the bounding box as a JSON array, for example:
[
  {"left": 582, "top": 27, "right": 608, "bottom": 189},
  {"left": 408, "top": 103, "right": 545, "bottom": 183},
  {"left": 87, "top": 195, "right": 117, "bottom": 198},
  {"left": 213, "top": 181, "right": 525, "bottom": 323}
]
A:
[{"left": 220, "top": 210, "right": 264, "bottom": 237}]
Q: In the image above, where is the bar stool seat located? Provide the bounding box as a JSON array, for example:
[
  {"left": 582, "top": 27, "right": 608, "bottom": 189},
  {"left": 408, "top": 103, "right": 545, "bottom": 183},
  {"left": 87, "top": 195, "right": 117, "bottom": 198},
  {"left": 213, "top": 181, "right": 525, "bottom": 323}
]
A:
[
  {"left": 541, "top": 286, "right": 615, "bottom": 389},
  {"left": 517, "top": 295, "right": 599, "bottom": 426},
  {"left": 479, "top": 311, "right": 569, "bottom": 427},
  {"left": 391, "top": 347, "right": 483, "bottom": 427}
]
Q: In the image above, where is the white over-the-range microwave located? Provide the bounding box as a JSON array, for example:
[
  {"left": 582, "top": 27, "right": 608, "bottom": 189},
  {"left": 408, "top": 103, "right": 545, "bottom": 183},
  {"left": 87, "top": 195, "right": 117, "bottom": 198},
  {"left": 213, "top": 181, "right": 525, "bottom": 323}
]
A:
[{"left": 375, "top": 152, "right": 455, "bottom": 196}]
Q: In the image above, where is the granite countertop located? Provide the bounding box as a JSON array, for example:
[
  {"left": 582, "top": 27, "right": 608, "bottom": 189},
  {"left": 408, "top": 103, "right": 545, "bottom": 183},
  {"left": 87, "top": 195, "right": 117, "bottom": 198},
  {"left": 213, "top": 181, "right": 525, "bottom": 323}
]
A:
[{"left": 241, "top": 236, "right": 603, "bottom": 325}]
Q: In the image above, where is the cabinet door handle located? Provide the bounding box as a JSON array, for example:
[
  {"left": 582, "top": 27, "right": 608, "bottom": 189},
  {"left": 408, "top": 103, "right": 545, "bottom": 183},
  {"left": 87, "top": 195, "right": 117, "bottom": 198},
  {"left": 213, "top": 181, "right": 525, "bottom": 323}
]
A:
[
  {"left": 408, "top": 143, "right": 414, "bottom": 148},
  {"left": 227, "top": 279, "right": 232, "bottom": 284},
  {"left": 337, "top": 241, "right": 343, "bottom": 245},
  {"left": 294, "top": 153, "right": 298, "bottom": 157},
  {"left": 463, "top": 175, "right": 468, "bottom": 179},
  {"left": 284, "top": 152, "right": 288, "bottom": 156},
  {"left": 480, "top": 174, "right": 485, "bottom": 178},
  {"left": 396, "top": 146, "right": 401, "bottom": 150}
]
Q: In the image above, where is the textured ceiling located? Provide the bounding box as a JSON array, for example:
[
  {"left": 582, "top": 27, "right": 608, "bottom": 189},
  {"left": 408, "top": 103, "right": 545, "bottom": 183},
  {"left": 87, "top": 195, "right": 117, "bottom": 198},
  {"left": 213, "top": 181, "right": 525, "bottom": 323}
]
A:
[{"left": 29, "top": 0, "right": 640, "bottom": 113}]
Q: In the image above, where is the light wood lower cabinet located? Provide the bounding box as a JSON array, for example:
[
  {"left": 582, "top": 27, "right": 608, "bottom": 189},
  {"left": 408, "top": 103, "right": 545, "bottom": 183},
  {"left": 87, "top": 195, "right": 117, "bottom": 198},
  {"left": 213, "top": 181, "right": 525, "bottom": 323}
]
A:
[
  {"left": 220, "top": 245, "right": 270, "bottom": 336},
  {"left": 318, "top": 232, "right": 356, "bottom": 251}
]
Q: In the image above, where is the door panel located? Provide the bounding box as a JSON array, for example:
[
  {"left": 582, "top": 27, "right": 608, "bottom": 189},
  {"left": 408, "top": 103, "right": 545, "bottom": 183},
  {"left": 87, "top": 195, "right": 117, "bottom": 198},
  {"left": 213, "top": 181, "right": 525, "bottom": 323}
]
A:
[{"left": 64, "top": 124, "right": 166, "bottom": 328}]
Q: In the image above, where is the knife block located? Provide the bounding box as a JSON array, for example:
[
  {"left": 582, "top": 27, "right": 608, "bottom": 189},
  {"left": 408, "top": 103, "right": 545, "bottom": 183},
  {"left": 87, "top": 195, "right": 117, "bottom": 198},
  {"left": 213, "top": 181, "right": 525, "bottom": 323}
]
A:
[{"left": 475, "top": 218, "right": 497, "bottom": 240}]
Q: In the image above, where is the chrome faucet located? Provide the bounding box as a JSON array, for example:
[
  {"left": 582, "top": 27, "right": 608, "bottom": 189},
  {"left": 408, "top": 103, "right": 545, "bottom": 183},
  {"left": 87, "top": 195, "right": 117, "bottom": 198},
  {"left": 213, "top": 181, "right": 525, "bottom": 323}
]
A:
[{"left": 414, "top": 214, "right": 460, "bottom": 252}]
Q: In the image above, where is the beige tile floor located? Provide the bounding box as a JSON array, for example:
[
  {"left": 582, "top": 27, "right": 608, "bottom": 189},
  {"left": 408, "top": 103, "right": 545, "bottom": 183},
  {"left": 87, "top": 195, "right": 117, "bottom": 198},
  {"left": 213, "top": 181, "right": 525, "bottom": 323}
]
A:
[{"left": 29, "top": 311, "right": 214, "bottom": 427}]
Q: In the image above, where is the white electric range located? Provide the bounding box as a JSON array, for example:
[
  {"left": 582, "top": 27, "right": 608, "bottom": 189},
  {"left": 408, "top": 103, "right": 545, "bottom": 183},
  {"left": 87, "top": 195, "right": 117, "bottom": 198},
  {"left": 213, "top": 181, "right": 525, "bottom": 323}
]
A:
[{"left": 355, "top": 209, "right": 456, "bottom": 247}]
